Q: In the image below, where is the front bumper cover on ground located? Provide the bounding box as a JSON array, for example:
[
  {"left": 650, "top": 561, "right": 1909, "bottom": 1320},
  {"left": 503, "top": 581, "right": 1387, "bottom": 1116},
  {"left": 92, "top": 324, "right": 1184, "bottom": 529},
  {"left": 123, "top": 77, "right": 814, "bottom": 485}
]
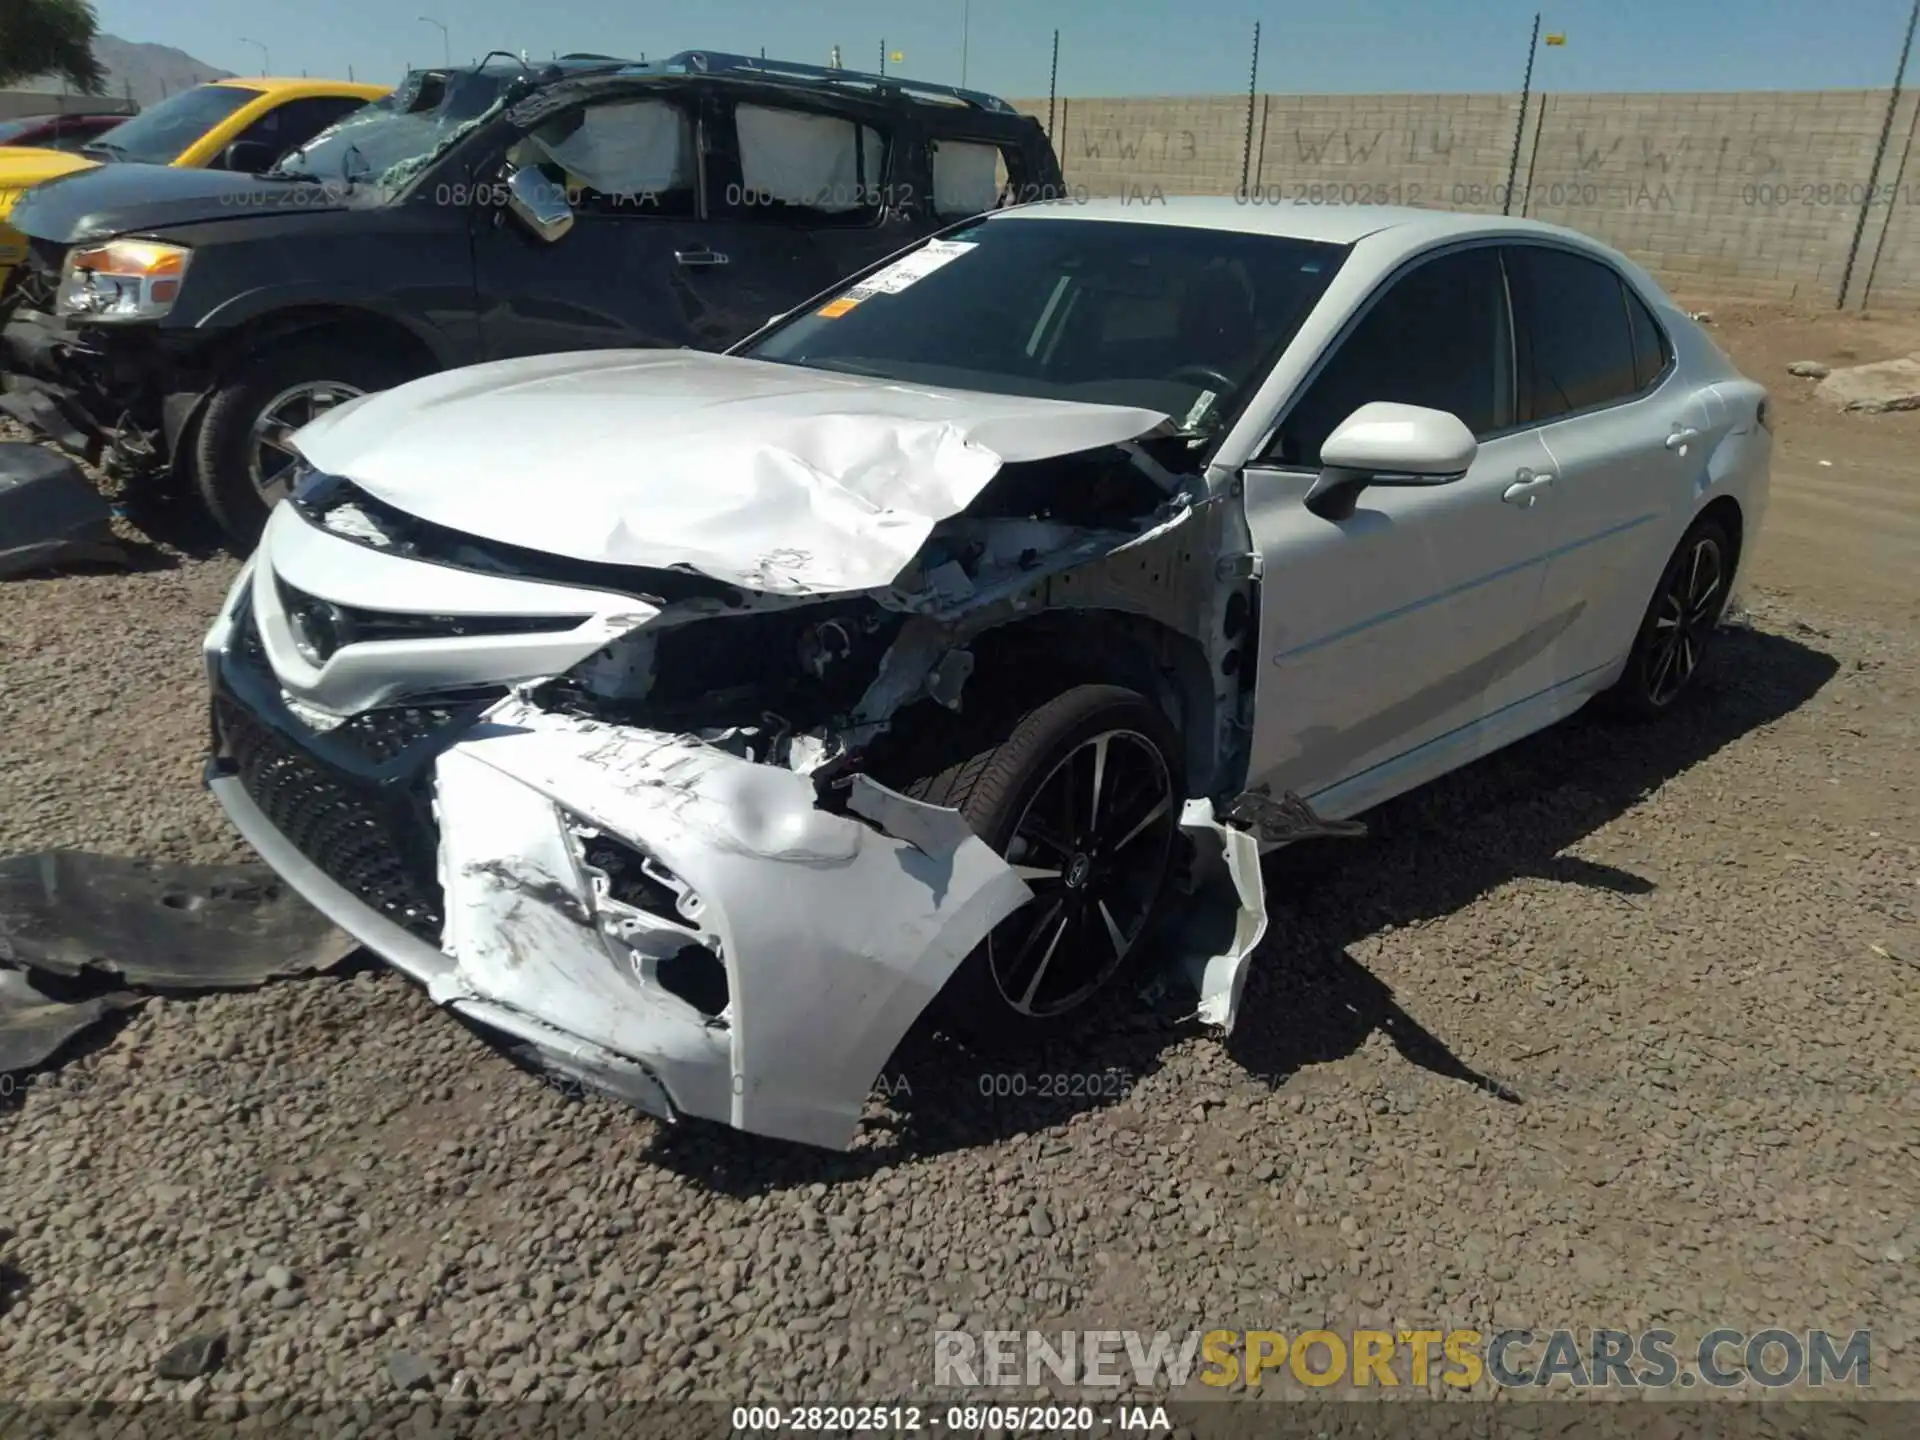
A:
[{"left": 207, "top": 677, "right": 1036, "bottom": 1151}]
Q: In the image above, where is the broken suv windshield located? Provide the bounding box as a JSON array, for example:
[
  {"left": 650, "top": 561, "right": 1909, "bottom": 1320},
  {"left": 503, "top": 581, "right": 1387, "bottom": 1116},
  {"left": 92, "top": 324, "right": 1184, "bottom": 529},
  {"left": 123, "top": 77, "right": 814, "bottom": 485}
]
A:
[
  {"left": 743, "top": 216, "right": 1348, "bottom": 434},
  {"left": 274, "top": 68, "right": 514, "bottom": 188}
]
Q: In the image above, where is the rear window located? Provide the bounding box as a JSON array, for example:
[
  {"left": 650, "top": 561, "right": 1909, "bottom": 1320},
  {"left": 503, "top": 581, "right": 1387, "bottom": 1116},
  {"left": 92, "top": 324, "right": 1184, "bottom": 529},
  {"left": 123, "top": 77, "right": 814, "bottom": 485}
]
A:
[
  {"left": 1507, "top": 245, "right": 1643, "bottom": 422},
  {"left": 1625, "top": 287, "right": 1671, "bottom": 391},
  {"left": 729, "top": 103, "right": 887, "bottom": 223},
  {"left": 930, "top": 139, "right": 1004, "bottom": 218}
]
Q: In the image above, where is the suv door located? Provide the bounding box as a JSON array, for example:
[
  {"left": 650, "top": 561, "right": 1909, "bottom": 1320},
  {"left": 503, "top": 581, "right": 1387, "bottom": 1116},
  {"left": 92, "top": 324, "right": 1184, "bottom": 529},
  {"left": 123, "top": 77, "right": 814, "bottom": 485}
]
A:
[
  {"left": 1241, "top": 244, "right": 1561, "bottom": 814},
  {"left": 1503, "top": 243, "right": 1728, "bottom": 690},
  {"left": 696, "top": 91, "right": 924, "bottom": 341},
  {"left": 471, "top": 91, "right": 710, "bottom": 357}
]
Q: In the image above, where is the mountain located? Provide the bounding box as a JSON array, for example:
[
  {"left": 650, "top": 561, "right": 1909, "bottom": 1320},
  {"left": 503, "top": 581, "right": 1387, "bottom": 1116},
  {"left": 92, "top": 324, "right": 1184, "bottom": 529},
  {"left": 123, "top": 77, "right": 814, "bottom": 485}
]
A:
[
  {"left": 9, "top": 34, "right": 234, "bottom": 108},
  {"left": 95, "top": 35, "right": 234, "bottom": 105}
]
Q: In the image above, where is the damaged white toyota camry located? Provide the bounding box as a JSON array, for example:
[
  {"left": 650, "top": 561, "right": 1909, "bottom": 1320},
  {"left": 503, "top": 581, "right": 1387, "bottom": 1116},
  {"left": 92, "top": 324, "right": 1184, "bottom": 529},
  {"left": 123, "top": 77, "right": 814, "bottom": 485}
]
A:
[{"left": 201, "top": 198, "right": 1770, "bottom": 1149}]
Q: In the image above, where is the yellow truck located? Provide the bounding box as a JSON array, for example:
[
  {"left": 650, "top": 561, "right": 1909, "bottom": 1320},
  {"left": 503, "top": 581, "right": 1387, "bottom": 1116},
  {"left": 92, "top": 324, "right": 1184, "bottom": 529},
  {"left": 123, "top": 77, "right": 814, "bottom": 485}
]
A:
[{"left": 0, "top": 76, "right": 389, "bottom": 291}]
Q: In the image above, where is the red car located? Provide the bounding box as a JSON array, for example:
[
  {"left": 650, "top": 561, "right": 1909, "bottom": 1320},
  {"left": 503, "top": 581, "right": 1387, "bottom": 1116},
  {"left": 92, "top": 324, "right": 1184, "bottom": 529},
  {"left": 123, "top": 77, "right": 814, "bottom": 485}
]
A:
[{"left": 0, "top": 112, "right": 129, "bottom": 153}]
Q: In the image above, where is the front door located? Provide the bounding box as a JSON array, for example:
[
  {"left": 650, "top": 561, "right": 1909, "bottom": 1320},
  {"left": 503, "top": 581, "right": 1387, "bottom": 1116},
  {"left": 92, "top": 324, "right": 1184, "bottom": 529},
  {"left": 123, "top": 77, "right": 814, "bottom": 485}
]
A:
[
  {"left": 470, "top": 91, "right": 710, "bottom": 357},
  {"left": 1242, "top": 243, "right": 1562, "bottom": 817}
]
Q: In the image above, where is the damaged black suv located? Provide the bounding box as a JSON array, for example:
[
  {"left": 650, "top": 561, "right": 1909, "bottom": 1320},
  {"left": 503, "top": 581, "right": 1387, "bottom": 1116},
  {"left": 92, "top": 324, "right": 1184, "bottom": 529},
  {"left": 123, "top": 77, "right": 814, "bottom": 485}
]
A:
[{"left": 0, "top": 50, "right": 1066, "bottom": 547}]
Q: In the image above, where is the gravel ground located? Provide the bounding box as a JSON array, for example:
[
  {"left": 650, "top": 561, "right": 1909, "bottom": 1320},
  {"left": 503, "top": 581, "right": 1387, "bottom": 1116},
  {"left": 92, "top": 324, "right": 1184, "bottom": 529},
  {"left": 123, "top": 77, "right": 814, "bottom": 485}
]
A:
[{"left": 1, "top": 300, "right": 1917, "bottom": 1421}]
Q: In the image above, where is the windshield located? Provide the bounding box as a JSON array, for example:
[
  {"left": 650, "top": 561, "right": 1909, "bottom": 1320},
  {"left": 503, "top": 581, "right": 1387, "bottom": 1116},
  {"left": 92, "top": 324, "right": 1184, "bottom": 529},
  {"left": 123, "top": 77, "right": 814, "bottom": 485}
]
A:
[
  {"left": 275, "top": 67, "right": 514, "bottom": 187},
  {"left": 744, "top": 215, "right": 1348, "bottom": 436},
  {"left": 82, "top": 84, "right": 257, "bottom": 164}
]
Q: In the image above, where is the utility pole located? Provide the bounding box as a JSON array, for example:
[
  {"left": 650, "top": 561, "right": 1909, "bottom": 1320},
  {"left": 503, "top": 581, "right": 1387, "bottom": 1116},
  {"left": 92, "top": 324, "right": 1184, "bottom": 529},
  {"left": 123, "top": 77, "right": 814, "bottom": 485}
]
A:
[
  {"left": 961, "top": 0, "right": 971, "bottom": 87},
  {"left": 239, "top": 37, "right": 270, "bottom": 75},
  {"left": 880, "top": 39, "right": 887, "bottom": 76}
]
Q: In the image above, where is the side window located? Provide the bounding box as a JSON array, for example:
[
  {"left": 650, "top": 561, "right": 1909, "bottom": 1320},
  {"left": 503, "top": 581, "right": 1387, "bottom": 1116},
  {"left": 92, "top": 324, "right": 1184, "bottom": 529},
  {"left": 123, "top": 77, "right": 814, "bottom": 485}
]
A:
[
  {"left": 228, "top": 96, "right": 372, "bottom": 166},
  {"left": 1624, "top": 286, "right": 1671, "bottom": 391},
  {"left": 1264, "top": 247, "right": 1512, "bottom": 468},
  {"left": 511, "top": 98, "right": 698, "bottom": 217},
  {"left": 930, "top": 139, "right": 1005, "bottom": 218},
  {"left": 1508, "top": 245, "right": 1643, "bottom": 422},
  {"left": 721, "top": 102, "right": 887, "bottom": 226}
]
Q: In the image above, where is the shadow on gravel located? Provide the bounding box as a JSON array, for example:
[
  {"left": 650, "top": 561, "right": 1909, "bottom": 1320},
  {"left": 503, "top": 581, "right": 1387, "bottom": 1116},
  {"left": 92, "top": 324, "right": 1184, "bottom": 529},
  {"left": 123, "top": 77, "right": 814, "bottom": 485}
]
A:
[
  {"left": 1225, "top": 623, "right": 1840, "bottom": 1090},
  {"left": 0, "top": 1258, "right": 25, "bottom": 1319},
  {"left": 117, "top": 486, "right": 232, "bottom": 562},
  {"left": 645, "top": 625, "right": 1840, "bottom": 1193}
]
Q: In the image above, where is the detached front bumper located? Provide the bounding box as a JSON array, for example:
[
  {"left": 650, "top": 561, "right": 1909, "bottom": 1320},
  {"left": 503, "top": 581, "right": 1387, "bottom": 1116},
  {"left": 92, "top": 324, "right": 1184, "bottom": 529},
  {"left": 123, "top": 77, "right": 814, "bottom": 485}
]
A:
[
  {"left": 202, "top": 579, "right": 1033, "bottom": 1151},
  {"left": 0, "top": 302, "right": 185, "bottom": 478}
]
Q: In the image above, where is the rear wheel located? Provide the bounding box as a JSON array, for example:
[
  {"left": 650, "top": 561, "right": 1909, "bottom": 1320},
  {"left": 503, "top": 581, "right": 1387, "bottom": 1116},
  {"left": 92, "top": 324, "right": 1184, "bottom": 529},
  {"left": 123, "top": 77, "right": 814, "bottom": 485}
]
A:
[
  {"left": 903, "top": 684, "right": 1184, "bottom": 1050},
  {"left": 1602, "top": 515, "right": 1735, "bottom": 718},
  {"left": 193, "top": 339, "right": 417, "bottom": 551}
]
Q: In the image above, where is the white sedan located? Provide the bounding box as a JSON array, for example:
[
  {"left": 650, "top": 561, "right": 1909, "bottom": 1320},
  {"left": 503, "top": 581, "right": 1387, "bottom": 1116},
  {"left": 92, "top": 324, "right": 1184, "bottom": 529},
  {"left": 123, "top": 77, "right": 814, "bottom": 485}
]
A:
[{"left": 200, "top": 198, "right": 1771, "bottom": 1149}]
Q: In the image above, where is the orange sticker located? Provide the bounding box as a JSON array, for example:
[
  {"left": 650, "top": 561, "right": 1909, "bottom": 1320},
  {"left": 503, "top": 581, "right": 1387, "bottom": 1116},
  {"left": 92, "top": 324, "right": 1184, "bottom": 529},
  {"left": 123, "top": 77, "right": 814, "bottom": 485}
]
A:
[{"left": 816, "top": 296, "right": 860, "bottom": 318}]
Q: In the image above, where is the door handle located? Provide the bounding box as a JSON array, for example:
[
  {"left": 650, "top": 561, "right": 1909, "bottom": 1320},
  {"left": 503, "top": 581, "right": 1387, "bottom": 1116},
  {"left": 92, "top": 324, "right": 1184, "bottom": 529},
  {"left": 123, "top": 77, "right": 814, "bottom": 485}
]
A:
[
  {"left": 1665, "top": 426, "right": 1699, "bottom": 451},
  {"left": 675, "top": 247, "right": 729, "bottom": 266},
  {"left": 1502, "top": 468, "right": 1555, "bottom": 506}
]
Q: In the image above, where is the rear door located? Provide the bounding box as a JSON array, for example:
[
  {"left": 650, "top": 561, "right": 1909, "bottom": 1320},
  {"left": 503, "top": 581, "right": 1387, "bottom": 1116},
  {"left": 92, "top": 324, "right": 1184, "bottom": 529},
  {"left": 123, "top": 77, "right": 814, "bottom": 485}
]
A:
[
  {"left": 470, "top": 90, "right": 709, "bottom": 357},
  {"left": 693, "top": 90, "right": 925, "bottom": 343},
  {"left": 1504, "top": 243, "right": 1729, "bottom": 689}
]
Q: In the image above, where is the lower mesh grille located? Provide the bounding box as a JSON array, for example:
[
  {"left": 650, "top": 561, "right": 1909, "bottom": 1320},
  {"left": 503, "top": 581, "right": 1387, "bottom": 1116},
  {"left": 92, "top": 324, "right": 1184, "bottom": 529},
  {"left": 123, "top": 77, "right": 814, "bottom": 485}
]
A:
[{"left": 217, "top": 697, "right": 445, "bottom": 939}]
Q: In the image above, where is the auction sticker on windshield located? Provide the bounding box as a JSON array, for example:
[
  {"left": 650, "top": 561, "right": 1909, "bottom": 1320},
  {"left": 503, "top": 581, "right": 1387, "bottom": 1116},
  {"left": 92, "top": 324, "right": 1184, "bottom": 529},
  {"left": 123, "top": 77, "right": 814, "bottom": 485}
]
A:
[{"left": 816, "top": 238, "right": 978, "bottom": 316}]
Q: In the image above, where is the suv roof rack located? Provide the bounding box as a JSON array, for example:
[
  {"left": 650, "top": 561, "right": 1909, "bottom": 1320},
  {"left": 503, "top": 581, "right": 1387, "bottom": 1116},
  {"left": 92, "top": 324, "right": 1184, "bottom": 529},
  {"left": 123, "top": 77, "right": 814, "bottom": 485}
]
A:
[{"left": 628, "top": 49, "right": 1016, "bottom": 113}]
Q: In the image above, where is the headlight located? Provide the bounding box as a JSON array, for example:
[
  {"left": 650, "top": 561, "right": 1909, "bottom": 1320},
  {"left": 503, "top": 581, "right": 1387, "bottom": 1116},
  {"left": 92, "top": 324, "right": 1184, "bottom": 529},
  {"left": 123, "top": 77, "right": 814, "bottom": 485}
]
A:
[{"left": 56, "top": 239, "right": 191, "bottom": 321}]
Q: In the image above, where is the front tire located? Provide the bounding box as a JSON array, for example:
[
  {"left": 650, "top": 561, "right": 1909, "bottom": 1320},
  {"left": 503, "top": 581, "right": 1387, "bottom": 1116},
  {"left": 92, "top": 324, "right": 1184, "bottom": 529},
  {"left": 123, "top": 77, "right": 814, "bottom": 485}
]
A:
[
  {"left": 903, "top": 684, "right": 1184, "bottom": 1051},
  {"left": 1603, "top": 515, "right": 1735, "bottom": 718},
  {"left": 193, "top": 339, "right": 417, "bottom": 551}
]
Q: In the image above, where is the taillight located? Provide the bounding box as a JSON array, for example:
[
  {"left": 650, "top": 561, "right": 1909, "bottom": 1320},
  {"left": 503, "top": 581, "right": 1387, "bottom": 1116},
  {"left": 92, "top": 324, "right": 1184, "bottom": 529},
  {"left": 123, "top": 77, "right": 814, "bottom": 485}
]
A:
[{"left": 1756, "top": 396, "right": 1771, "bottom": 431}]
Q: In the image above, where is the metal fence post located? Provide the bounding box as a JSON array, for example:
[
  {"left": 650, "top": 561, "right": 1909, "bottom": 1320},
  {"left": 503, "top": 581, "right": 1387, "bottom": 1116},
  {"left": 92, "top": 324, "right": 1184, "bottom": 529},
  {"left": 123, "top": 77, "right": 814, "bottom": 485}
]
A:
[
  {"left": 1861, "top": 90, "right": 1920, "bottom": 310},
  {"left": 1240, "top": 22, "right": 1261, "bottom": 195},
  {"left": 1503, "top": 13, "right": 1540, "bottom": 215},
  {"left": 1047, "top": 29, "right": 1059, "bottom": 141},
  {"left": 1838, "top": 0, "right": 1919, "bottom": 309}
]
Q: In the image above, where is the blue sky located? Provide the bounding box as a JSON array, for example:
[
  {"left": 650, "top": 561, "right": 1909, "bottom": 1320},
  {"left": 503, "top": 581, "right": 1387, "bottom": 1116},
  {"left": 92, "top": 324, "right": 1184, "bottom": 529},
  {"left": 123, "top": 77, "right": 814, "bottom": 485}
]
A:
[{"left": 103, "top": 0, "right": 1919, "bottom": 100}]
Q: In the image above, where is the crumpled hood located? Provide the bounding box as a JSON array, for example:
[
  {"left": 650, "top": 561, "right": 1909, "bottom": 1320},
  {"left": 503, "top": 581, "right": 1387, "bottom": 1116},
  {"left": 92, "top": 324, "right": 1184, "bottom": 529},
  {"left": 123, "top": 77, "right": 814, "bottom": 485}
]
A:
[{"left": 290, "top": 349, "right": 1169, "bottom": 596}]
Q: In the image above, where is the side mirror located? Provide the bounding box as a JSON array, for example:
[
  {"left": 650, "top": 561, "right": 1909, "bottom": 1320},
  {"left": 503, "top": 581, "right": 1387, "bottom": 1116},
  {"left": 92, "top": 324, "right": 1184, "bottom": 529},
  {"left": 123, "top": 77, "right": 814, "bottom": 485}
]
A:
[
  {"left": 222, "top": 139, "right": 277, "bottom": 174},
  {"left": 504, "top": 164, "right": 573, "bottom": 243},
  {"left": 1304, "top": 402, "right": 1478, "bottom": 522}
]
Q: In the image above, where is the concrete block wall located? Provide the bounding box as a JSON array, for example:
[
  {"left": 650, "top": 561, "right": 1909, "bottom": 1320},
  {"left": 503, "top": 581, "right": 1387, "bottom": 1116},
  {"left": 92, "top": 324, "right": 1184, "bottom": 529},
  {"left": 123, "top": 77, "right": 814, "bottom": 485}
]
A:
[
  {"left": 0, "top": 89, "right": 137, "bottom": 120},
  {"left": 1010, "top": 89, "right": 1920, "bottom": 312}
]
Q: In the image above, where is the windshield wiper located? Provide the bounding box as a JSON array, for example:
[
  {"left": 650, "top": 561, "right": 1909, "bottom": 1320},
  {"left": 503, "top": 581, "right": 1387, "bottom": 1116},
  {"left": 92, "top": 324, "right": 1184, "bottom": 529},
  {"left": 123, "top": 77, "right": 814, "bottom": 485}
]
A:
[{"left": 82, "top": 139, "right": 129, "bottom": 159}]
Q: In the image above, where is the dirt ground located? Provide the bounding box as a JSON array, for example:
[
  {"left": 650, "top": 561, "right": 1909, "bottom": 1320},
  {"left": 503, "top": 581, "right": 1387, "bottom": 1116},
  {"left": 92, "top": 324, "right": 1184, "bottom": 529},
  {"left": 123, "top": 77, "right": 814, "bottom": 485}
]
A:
[{"left": 0, "top": 301, "right": 1915, "bottom": 1418}]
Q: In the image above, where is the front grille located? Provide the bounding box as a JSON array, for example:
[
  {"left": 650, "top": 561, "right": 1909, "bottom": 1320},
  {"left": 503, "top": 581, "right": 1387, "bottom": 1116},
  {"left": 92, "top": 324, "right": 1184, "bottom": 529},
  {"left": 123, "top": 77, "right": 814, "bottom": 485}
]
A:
[
  {"left": 337, "top": 704, "right": 475, "bottom": 764},
  {"left": 218, "top": 696, "right": 446, "bottom": 939}
]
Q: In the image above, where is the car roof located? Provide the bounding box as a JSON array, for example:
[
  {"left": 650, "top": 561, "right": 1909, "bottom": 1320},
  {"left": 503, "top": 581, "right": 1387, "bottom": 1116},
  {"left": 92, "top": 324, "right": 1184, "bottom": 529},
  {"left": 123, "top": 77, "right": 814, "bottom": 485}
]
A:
[
  {"left": 211, "top": 77, "right": 392, "bottom": 100},
  {"left": 989, "top": 195, "right": 1612, "bottom": 258}
]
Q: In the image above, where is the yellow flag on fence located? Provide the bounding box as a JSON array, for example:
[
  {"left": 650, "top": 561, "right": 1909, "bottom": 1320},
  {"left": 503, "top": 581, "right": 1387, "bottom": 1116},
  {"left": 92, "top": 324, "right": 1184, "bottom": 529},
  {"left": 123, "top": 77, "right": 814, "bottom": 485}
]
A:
[{"left": 1544, "top": 32, "right": 1567, "bottom": 45}]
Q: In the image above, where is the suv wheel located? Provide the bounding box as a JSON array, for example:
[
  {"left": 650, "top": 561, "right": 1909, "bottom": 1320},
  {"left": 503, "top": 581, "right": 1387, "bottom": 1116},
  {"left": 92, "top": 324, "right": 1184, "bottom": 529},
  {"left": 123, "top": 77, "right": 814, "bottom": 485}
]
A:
[
  {"left": 903, "top": 684, "right": 1184, "bottom": 1050},
  {"left": 194, "top": 339, "right": 418, "bottom": 550}
]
